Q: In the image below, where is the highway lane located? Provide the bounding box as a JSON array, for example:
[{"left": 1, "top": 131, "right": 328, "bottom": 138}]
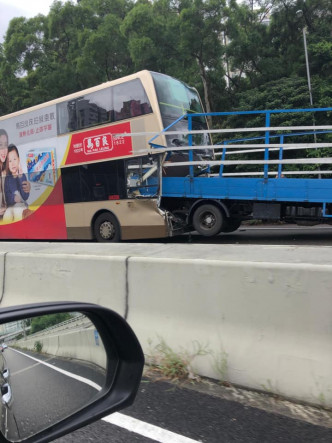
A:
[
  {"left": 0, "top": 225, "right": 331, "bottom": 252},
  {"left": 10, "top": 348, "right": 107, "bottom": 388},
  {"left": 3, "top": 348, "right": 103, "bottom": 440},
  {"left": 54, "top": 376, "right": 332, "bottom": 443},
  {"left": 215, "top": 224, "right": 332, "bottom": 246},
  {"left": 0, "top": 225, "right": 332, "bottom": 249},
  {"left": 142, "top": 224, "right": 332, "bottom": 246}
]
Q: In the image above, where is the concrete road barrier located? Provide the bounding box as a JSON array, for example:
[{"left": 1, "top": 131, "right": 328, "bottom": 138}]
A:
[
  {"left": 127, "top": 257, "right": 332, "bottom": 407},
  {"left": 1, "top": 252, "right": 127, "bottom": 315},
  {"left": 0, "top": 243, "right": 331, "bottom": 407},
  {"left": 14, "top": 328, "right": 107, "bottom": 369}
]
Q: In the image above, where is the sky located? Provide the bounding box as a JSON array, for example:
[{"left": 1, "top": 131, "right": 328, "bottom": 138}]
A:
[{"left": 0, "top": 0, "right": 56, "bottom": 43}]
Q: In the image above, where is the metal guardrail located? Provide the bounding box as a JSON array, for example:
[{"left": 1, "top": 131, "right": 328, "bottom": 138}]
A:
[
  {"left": 146, "top": 107, "right": 332, "bottom": 179},
  {"left": 19, "top": 314, "right": 92, "bottom": 341}
]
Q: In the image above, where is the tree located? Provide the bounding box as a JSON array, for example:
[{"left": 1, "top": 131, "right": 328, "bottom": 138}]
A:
[
  {"left": 0, "top": 15, "right": 49, "bottom": 111},
  {"left": 0, "top": 0, "right": 330, "bottom": 119},
  {"left": 121, "top": 0, "right": 176, "bottom": 73},
  {"left": 77, "top": 14, "right": 132, "bottom": 85},
  {"left": 177, "top": 0, "right": 226, "bottom": 114},
  {"left": 30, "top": 313, "right": 71, "bottom": 334},
  {"left": 225, "top": 1, "right": 283, "bottom": 90}
]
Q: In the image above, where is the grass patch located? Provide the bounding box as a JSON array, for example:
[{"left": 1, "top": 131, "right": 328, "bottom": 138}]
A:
[
  {"left": 34, "top": 340, "right": 43, "bottom": 353},
  {"left": 146, "top": 338, "right": 209, "bottom": 382}
]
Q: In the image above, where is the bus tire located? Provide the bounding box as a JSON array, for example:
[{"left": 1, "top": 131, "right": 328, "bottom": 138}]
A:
[
  {"left": 94, "top": 213, "right": 121, "bottom": 242},
  {"left": 192, "top": 204, "right": 224, "bottom": 237},
  {"left": 221, "top": 218, "right": 242, "bottom": 233}
]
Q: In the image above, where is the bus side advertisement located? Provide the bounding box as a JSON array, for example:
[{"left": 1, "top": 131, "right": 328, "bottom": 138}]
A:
[{"left": 0, "top": 104, "right": 132, "bottom": 239}]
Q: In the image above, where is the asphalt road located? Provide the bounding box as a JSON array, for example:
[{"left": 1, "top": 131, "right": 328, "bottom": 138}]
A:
[
  {"left": 138, "top": 224, "right": 332, "bottom": 246},
  {"left": 54, "top": 376, "right": 332, "bottom": 443},
  {"left": 3, "top": 348, "right": 103, "bottom": 440},
  {"left": 0, "top": 225, "right": 331, "bottom": 250}
]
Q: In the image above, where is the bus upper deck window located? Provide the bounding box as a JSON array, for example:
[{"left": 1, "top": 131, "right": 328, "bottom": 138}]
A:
[
  {"left": 113, "top": 79, "right": 152, "bottom": 122},
  {"left": 57, "top": 89, "right": 113, "bottom": 134},
  {"left": 76, "top": 90, "right": 112, "bottom": 130},
  {"left": 57, "top": 80, "right": 152, "bottom": 134}
]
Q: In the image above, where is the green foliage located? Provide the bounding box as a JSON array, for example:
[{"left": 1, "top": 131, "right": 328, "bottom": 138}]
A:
[
  {"left": 154, "top": 340, "right": 189, "bottom": 379},
  {"left": 147, "top": 337, "right": 209, "bottom": 381},
  {"left": 0, "top": 0, "right": 331, "bottom": 117},
  {"left": 212, "top": 350, "right": 228, "bottom": 381},
  {"left": 14, "top": 333, "right": 24, "bottom": 340},
  {"left": 77, "top": 13, "right": 131, "bottom": 85},
  {"left": 30, "top": 313, "right": 71, "bottom": 335},
  {"left": 34, "top": 340, "right": 43, "bottom": 353}
]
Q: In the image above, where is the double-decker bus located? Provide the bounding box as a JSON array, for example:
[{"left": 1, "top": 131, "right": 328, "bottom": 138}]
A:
[{"left": 0, "top": 71, "right": 209, "bottom": 241}]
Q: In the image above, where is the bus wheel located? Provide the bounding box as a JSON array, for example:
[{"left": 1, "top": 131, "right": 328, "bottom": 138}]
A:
[
  {"left": 192, "top": 204, "right": 224, "bottom": 237},
  {"left": 94, "top": 213, "right": 121, "bottom": 242},
  {"left": 221, "top": 218, "right": 242, "bottom": 233}
]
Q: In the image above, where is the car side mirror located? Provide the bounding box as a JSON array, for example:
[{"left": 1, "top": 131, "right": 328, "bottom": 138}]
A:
[{"left": 0, "top": 302, "right": 144, "bottom": 442}]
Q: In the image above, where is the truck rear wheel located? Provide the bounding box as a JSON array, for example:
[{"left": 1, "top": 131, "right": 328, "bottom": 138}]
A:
[
  {"left": 192, "top": 204, "right": 224, "bottom": 237},
  {"left": 94, "top": 213, "right": 121, "bottom": 242},
  {"left": 221, "top": 218, "right": 242, "bottom": 233}
]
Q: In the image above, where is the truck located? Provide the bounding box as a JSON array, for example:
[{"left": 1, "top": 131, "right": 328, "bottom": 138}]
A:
[{"left": 148, "top": 107, "right": 332, "bottom": 237}]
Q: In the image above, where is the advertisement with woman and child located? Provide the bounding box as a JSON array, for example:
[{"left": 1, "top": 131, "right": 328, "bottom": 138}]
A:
[
  {"left": 0, "top": 128, "right": 58, "bottom": 225},
  {"left": 0, "top": 102, "right": 68, "bottom": 238},
  {"left": 0, "top": 101, "right": 133, "bottom": 238}
]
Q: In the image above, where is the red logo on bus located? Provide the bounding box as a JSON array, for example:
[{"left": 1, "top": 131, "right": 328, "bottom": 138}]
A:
[
  {"left": 83, "top": 133, "right": 113, "bottom": 155},
  {"left": 66, "top": 122, "right": 132, "bottom": 165}
]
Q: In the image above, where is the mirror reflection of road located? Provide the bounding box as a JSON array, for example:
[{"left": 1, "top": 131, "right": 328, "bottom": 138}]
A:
[{"left": 4, "top": 347, "right": 104, "bottom": 441}]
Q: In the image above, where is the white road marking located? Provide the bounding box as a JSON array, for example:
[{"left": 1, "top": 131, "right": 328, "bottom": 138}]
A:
[
  {"left": 10, "top": 348, "right": 101, "bottom": 391},
  {"left": 103, "top": 412, "right": 202, "bottom": 443}
]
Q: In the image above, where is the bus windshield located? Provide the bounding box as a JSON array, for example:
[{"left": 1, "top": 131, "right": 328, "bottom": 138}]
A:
[
  {"left": 151, "top": 72, "right": 205, "bottom": 122},
  {"left": 151, "top": 72, "right": 211, "bottom": 153}
]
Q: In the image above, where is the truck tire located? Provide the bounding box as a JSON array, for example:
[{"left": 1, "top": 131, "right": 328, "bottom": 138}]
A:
[
  {"left": 221, "top": 218, "right": 242, "bottom": 233},
  {"left": 192, "top": 204, "right": 224, "bottom": 237},
  {"left": 94, "top": 213, "right": 121, "bottom": 242}
]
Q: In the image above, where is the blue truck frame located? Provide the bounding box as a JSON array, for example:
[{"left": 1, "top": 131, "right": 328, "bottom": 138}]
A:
[{"left": 149, "top": 107, "right": 332, "bottom": 234}]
